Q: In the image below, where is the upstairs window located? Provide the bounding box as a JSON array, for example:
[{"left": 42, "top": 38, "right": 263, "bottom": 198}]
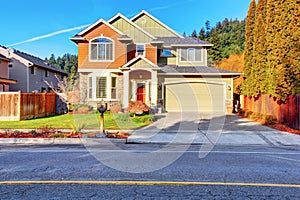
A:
[
  {"left": 161, "top": 49, "right": 173, "bottom": 57},
  {"left": 90, "top": 37, "right": 114, "bottom": 61},
  {"left": 180, "top": 48, "right": 202, "bottom": 62},
  {"left": 136, "top": 44, "right": 145, "bottom": 56}
]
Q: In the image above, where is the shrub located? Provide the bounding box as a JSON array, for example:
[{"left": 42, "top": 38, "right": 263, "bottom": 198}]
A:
[
  {"left": 110, "top": 105, "right": 122, "bottom": 114},
  {"left": 127, "top": 101, "right": 150, "bottom": 116}
]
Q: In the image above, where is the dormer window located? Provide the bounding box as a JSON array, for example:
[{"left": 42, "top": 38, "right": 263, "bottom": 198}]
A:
[{"left": 90, "top": 37, "right": 114, "bottom": 61}]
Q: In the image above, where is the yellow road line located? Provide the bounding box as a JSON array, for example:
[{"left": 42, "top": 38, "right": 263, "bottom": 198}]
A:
[{"left": 0, "top": 180, "right": 300, "bottom": 188}]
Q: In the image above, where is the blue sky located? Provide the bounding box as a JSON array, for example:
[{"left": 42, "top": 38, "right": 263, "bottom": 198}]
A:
[{"left": 0, "top": 0, "right": 250, "bottom": 59}]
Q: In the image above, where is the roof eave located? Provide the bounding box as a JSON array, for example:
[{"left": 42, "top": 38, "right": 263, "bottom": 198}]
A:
[
  {"left": 158, "top": 72, "right": 242, "bottom": 76},
  {"left": 170, "top": 44, "right": 214, "bottom": 47}
]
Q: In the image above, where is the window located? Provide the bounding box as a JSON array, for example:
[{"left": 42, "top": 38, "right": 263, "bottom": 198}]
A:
[
  {"left": 45, "top": 70, "right": 49, "bottom": 77},
  {"left": 180, "top": 48, "right": 202, "bottom": 62},
  {"left": 96, "top": 77, "right": 107, "bottom": 98},
  {"left": 90, "top": 37, "right": 113, "bottom": 61},
  {"left": 30, "top": 66, "right": 35, "bottom": 75},
  {"left": 136, "top": 44, "right": 145, "bottom": 56},
  {"left": 111, "top": 77, "right": 117, "bottom": 99},
  {"left": 88, "top": 77, "right": 92, "bottom": 99},
  {"left": 161, "top": 49, "right": 173, "bottom": 57}
]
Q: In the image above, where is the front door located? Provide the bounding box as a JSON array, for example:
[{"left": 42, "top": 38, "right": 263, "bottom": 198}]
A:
[{"left": 136, "top": 83, "right": 145, "bottom": 103}]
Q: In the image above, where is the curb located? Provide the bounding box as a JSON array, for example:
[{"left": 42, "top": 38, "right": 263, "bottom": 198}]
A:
[{"left": 0, "top": 138, "right": 127, "bottom": 145}]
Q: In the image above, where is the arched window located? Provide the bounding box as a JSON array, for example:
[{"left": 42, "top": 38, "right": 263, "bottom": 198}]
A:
[{"left": 90, "top": 37, "right": 114, "bottom": 61}]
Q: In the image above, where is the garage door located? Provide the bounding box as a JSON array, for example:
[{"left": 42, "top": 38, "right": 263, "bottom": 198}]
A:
[{"left": 165, "top": 82, "right": 225, "bottom": 113}]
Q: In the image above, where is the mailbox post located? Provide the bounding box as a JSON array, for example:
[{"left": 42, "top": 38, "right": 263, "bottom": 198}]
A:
[{"left": 97, "top": 99, "right": 107, "bottom": 133}]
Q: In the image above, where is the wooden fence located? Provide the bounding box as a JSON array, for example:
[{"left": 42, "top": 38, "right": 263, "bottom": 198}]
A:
[
  {"left": 244, "top": 94, "right": 300, "bottom": 130},
  {"left": 0, "top": 92, "right": 58, "bottom": 121}
]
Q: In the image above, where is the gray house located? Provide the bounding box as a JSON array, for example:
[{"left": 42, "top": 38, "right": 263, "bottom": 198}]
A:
[{"left": 0, "top": 45, "right": 68, "bottom": 92}]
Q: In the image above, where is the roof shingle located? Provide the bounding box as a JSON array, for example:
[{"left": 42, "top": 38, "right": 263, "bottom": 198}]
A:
[
  {"left": 159, "top": 65, "right": 241, "bottom": 75},
  {"left": 152, "top": 37, "right": 213, "bottom": 47}
]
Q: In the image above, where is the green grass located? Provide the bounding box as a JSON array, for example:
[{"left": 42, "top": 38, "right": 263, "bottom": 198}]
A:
[{"left": 0, "top": 113, "right": 153, "bottom": 130}]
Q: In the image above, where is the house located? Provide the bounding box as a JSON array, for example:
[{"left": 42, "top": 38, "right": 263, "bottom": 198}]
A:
[
  {"left": 70, "top": 10, "right": 241, "bottom": 113},
  {"left": 0, "top": 53, "right": 17, "bottom": 91},
  {"left": 0, "top": 45, "right": 68, "bottom": 92}
]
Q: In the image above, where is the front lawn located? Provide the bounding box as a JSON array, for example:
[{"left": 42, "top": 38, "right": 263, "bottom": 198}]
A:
[{"left": 0, "top": 113, "right": 154, "bottom": 130}]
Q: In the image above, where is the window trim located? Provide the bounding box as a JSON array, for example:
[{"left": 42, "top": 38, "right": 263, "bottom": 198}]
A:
[
  {"left": 179, "top": 48, "right": 202, "bottom": 62},
  {"left": 88, "top": 76, "right": 93, "bottom": 99},
  {"left": 89, "top": 36, "right": 114, "bottom": 62},
  {"left": 111, "top": 76, "right": 118, "bottom": 100}
]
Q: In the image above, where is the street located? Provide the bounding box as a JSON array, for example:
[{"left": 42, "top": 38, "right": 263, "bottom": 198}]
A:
[{"left": 1, "top": 143, "right": 300, "bottom": 199}]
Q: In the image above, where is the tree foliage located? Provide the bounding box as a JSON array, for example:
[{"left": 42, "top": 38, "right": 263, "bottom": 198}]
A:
[
  {"left": 45, "top": 53, "right": 78, "bottom": 90},
  {"left": 191, "top": 18, "right": 246, "bottom": 63},
  {"left": 242, "top": 0, "right": 300, "bottom": 101},
  {"left": 241, "top": 0, "right": 256, "bottom": 96}
]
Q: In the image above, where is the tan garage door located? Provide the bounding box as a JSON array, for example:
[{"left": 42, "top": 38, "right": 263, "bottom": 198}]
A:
[{"left": 165, "top": 82, "right": 225, "bottom": 113}]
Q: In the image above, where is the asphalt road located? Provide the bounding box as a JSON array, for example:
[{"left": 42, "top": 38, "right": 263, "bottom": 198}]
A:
[{"left": 1, "top": 143, "right": 300, "bottom": 199}]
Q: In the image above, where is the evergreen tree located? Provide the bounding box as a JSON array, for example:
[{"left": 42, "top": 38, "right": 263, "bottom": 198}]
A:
[
  {"left": 191, "top": 30, "right": 197, "bottom": 38},
  {"left": 253, "top": 0, "right": 268, "bottom": 95},
  {"left": 241, "top": 0, "right": 256, "bottom": 96},
  {"left": 198, "top": 28, "right": 206, "bottom": 40}
]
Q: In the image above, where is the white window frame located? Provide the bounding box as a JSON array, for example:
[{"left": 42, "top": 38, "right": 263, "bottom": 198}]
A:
[
  {"left": 96, "top": 76, "right": 107, "bottom": 99},
  {"left": 111, "top": 76, "right": 118, "bottom": 100},
  {"left": 88, "top": 76, "right": 93, "bottom": 99},
  {"left": 89, "top": 37, "right": 114, "bottom": 62},
  {"left": 136, "top": 44, "right": 146, "bottom": 56},
  {"left": 180, "top": 48, "right": 202, "bottom": 62}
]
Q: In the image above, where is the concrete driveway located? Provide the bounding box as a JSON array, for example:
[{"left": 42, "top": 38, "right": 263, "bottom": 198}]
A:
[{"left": 127, "top": 113, "right": 300, "bottom": 146}]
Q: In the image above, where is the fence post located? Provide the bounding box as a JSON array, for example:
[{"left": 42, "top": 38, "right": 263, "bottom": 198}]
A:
[{"left": 17, "top": 91, "right": 21, "bottom": 121}]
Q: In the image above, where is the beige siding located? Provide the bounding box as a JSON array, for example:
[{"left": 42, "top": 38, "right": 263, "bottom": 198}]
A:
[
  {"left": 110, "top": 17, "right": 153, "bottom": 43},
  {"left": 133, "top": 14, "right": 178, "bottom": 37}
]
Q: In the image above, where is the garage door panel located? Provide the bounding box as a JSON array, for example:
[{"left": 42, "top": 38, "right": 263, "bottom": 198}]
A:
[{"left": 166, "top": 83, "right": 225, "bottom": 113}]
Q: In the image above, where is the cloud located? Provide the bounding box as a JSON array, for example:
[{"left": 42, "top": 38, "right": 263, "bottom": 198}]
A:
[{"left": 6, "top": 24, "right": 90, "bottom": 47}]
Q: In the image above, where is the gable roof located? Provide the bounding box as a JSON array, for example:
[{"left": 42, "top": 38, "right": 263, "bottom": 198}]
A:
[
  {"left": 121, "top": 55, "right": 160, "bottom": 70},
  {"left": 152, "top": 37, "right": 213, "bottom": 47},
  {"left": 131, "top": 10, "right": 184, "bottom": 38},
  {"left": 108, "top": 13, "right": 156, "bottom": 40},
  {"left": 0, "top": 53, "right": 10, "bottom": 62},
  {"left": 12, "top": 49, "right": 68, "bottom": 74},
  {"left": 71, "top": 18, "right": 125, "bottom": 41}
]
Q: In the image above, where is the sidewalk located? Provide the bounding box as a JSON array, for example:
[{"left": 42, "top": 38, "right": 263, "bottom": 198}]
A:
[{"left": 0, "top": 113, "right": 300, "bottom": 146}]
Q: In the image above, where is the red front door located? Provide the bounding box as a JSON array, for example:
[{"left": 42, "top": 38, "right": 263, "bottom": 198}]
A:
[{"left": 137, "top": 83, "right": 145, "bottom": 103}]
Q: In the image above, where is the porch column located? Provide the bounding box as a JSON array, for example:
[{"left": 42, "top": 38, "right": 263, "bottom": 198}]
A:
[
  {"left": 123, "top": 71, "right": 130, "bottom": 108},
  {"left": 151, "top": 70, "right": 158, "bottom": 106},
  {"left": 145, "top": 80, "right": 150, "bottom": 106}
]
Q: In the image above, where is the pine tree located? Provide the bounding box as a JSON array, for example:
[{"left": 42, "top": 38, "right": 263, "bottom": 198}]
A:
[
  {"left": 191, "top": 30, "right": 197, "bottom": 38},
  {"left": 198, "top": 28, "right": 206, "bottom": 40},
  {"left": 241, "top": 0, "right": 256, "bottom": 96}
]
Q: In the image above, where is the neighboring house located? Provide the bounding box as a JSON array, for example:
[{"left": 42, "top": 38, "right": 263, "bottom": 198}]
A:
[
  {"left": 71, "top": 10, "right": 241, "bottom": 113},
  {"left": 0, "top": 53, "right": 17, "bottom": 91},
  {"left": 0, "top": 45, "right": 68, "bottom": 92}
]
